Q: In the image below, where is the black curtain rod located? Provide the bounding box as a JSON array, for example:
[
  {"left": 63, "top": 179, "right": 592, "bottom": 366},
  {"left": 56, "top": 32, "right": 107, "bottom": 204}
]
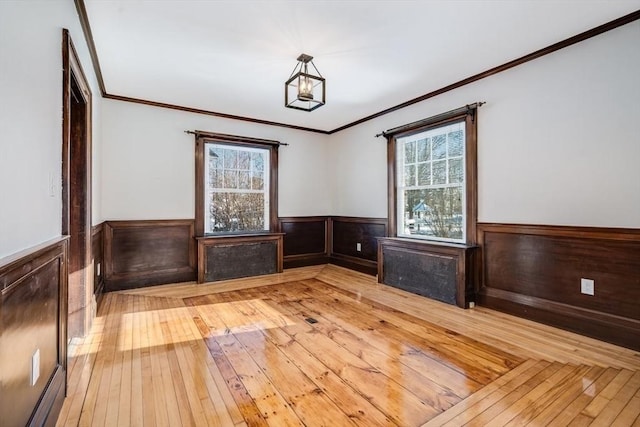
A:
[
  {"left": 184, "top": 130, "right": 288, "bottom": 146},
  {"left": 375, "top": 102, "right": 485, "bottom": 138}
]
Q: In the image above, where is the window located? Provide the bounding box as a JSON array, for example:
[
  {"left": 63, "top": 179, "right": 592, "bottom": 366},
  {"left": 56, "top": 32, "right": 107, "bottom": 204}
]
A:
[
  {"left": 195, "top": 132, "right": 279, "bottom": 236},
  {"left": 387, "top": 105, "right": 478, "bottom": 244}
]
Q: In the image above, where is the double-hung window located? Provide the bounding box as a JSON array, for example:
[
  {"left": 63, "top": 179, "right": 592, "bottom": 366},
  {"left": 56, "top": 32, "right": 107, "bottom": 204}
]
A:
[
  {"left": 387, "top": 105, "right": 478, "bottom": 244},
  {"left": 195, "top": 132, "right": 278, "bottom": 236}
]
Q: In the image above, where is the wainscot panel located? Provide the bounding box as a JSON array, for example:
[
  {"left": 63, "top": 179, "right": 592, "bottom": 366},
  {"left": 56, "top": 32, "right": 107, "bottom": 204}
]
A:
[
  {"left": 330, "top": 216, "right": 388, "bottom": 275},
  {"left": 378, "top": 238, "right": 478, "bottom": 308},
  {"left": 477, "top": 223, "right": 640, "bottom": 351},
  {"left": 279, "top": 217, "right": 329, "bottom": 268},
  {"left": 91, "top": 223, "right": 104, "bottom": 303},
  {"left": 0, "top": 237, "right": 69, "bottom": 427},
  {"left": 197, "top": 234, "right": 283, "bottom": 283},
  {"left": 104, "top": 220, "right": 196, "bottom": 291}
]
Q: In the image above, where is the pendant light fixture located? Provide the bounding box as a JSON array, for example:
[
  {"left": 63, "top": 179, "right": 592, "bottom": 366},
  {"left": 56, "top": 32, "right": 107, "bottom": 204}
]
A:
[{"left": 285, "top": 54, "right": 326, "bottom": 111}]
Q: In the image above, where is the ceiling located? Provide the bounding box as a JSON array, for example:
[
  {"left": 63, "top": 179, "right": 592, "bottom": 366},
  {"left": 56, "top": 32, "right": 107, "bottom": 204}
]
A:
[{"left": 83, "top": 1, "right": 640, "bottom": 132}]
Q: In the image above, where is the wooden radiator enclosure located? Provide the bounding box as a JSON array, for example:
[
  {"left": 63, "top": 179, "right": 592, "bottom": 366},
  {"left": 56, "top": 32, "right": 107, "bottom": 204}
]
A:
[
  {"left": 378, "top": 238, "right": 477, "bottom": 308},
  {"left": 197, "top": 234, "right": 283, "bottom": 283}
]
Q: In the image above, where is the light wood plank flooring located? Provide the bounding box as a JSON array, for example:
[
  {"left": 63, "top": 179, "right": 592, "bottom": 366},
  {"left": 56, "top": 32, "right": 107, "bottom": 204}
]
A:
[{"left": 57, "top": 265, "right": 640, "bottom": 426}]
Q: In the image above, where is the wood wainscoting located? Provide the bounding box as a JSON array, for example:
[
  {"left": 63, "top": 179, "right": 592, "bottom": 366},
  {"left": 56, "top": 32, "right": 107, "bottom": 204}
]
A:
[
  {"left": 91, "top": 223, "right": 104, "bottom": 302},
  {"left": 329, "top": 216, "right": 388, "bottom": 275},
  {"left": 279, "top": 217, "right": 329, "bottom": 268},
  {"left": 0, "top": 237, "right": 69, "bottom": 427},
  {"left": 278, "top": 216, "right": 388, "bottom": 275},
  {"left": 100, "top": 216, "right": 386, "bottom": 291},
  {"left": 477, "top": 223, "right": 640, "bottom": 351},
  {"left": 103, "top": 220, "right": 196, "bottom": 291}
]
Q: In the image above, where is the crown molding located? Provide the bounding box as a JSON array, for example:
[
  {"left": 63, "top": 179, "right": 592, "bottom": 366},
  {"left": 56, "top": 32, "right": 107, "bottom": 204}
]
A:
[{"left": 74, "top": 2, "right": 639, "bottom": 135}]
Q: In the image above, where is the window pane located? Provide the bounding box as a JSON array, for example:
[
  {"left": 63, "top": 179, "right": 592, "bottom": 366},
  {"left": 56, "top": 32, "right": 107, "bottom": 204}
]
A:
[
  {"left": 251, "top": 152, "right": 264, "bottom": 172},
  {"left": 203, "top": 141, "right": 271, "bottom": 235},
  {"left": 238, "top": 151, "right": 251, "bottom": 170},
  {"left": 428, "top": 187, "right": 463, "bottom": 240},
  {"left": 223, "top": 149, "right": 238, "bottom": 169},
  {"left": 448, "top": 130, "right": 463, "bottom": 157},
  {"left": 432, "top": 134, "right": 446, "bottom": 159},
  {"left": 239, "top": 171, "right": 251, "bottom": 189},
  {"left": 400, "top": 189, "right": 426, "bottom": 236},
  {"left": 432, "top": 160, "right": 446, "bottom": 184},
  {"left": 417, "top": 138, "right": 430, "bottom": 162},
  {"left": 223, "top": 170, "right": 238, "bottom": 189},
  {"left": 251, "top": 170, "right": 264, "bottom": 190},
  {"left": 210, "top": 169, "right": 223, "bottom": 188},
  {"left": 209, "top": 147, "right": 222, "bottom": 166},
  {"left": 395, "top": 117, "right": 468, "bottom": 243},
  {"left": 417, "top": 163, "right": 431, "bottom": 186},
  {"left": 404, "top": 165, "right": 415, "bottom": 187},
  {"left": 404, "top": 140, "right": 416, "bottom": 163},
  {"left": 209, "top": 192, "right": 265, "bottom": 232},
  {"left": 401, "top": 187, "right": 463, "bottom": 239},
  {"left": 448, "top": 158, "right": 463, "bottom": 183}
]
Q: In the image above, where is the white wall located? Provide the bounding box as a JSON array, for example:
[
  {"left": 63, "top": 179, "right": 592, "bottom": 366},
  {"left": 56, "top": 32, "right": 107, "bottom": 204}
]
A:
[
  {"left": 103, "top": 19, "right": 639, "bottom": 229},
  {"left": 9, "top": 9, "right": 629, "bottom": 234},
  {"left": 0, "top": 1, "right": 103, "bottom": 259},
  {"left": 329, "top": 20, "right": 640, "bottom": 228},
  {"left": 101, "top": 99, "right": 331, "bottom": 220}
]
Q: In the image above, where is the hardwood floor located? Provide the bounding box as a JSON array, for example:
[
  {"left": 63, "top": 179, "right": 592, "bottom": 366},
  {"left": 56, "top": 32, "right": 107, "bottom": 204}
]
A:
[{"left": 56, "top": 265, "right": 640, "bottom": 426}]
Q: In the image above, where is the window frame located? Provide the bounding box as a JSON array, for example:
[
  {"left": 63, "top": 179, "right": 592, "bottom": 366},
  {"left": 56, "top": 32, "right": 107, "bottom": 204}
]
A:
[
  {"left": 386, "top": 106, "right": 478, "bottom": 245},
  {"left": 195, "top": 132, "right": 279, "bottom": 237}
]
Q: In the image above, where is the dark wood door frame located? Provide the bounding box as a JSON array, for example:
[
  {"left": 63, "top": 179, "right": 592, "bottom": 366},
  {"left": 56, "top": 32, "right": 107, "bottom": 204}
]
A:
[{"left": 62, "top": 29, "right": 93, "bottom": 339}]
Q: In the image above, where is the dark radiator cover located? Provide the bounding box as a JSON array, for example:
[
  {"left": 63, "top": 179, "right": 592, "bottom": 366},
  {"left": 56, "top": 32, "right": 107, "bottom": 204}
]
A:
[
  {"left": 382, "top": 246, "right": 457, "bottom": 305},
  {"left": 205, "top": 241, "right": 277, "bottom": 282},
  {"left": 378, "top": 237, "right": 477, "bottom": 308}
]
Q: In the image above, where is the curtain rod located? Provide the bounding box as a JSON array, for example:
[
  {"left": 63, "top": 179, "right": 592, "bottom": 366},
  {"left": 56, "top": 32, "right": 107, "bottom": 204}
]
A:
[
  {"left": 375, "top": 102, "right": 485, "bottom": 138},
  {"left": 184, "top": 130, "right": 288, "bottom": 146}
]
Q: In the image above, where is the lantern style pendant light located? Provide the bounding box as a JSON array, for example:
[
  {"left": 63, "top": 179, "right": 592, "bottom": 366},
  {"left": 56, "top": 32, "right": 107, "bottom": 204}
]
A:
[{"left": 285, "top": 54, "right": 326, "bottom": 111}]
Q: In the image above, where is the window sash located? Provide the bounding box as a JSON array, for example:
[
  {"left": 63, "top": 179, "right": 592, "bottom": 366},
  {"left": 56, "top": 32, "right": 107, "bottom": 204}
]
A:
[
  {"left": 203, "top": 143, "right": 270, "bottom": 234},
  {"left": 396, "top": 121, "right": 467, "bottom": 243}
]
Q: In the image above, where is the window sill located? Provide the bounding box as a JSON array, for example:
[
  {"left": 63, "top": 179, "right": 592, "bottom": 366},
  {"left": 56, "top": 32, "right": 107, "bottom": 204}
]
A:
[
  {"left": 197, "top": 232, "right": 284, "bottom": 241},
  {"left": 377, "top": 237, "right": 477, "bottom": 250}
]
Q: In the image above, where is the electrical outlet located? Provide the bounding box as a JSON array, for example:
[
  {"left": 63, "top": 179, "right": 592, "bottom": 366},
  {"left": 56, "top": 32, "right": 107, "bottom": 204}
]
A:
[
  {"left": 581, "top": 278, "right": 594, "bottom": 296},
  {"left": 97, "top": 262, "right": 101, "bottom": 277},
  {"left": 31, "top": 349, "right": 40, "bottom": 386},
  {"left": 356, "top": 243, "right": 362, "bottom": 252}
]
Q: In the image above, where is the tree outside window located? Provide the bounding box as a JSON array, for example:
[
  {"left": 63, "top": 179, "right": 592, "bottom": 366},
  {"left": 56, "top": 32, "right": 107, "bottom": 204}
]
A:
[
  {"left": 194, "top": 132, "right": 279, "bottom": 236},
  {"left": 387, "top": 105, "right": 478, "bottom": 245},
  {"left": 204, "top": 144, "right": 270, "bottom": 233}
]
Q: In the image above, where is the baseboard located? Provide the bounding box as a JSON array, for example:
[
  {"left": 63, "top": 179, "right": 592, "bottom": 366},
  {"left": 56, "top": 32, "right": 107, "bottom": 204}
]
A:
[
  {"left": 28, "top": 364, "right": 66, "bottom": 427},
  {"left": 329, "top": 255, "right": 377, "bottom": 276},
  {"left": 478, "top": 287, "right": 640, "bottom": 351},
  {"left": 284, "top": 255, "right": 330, "bottom": 269}
]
